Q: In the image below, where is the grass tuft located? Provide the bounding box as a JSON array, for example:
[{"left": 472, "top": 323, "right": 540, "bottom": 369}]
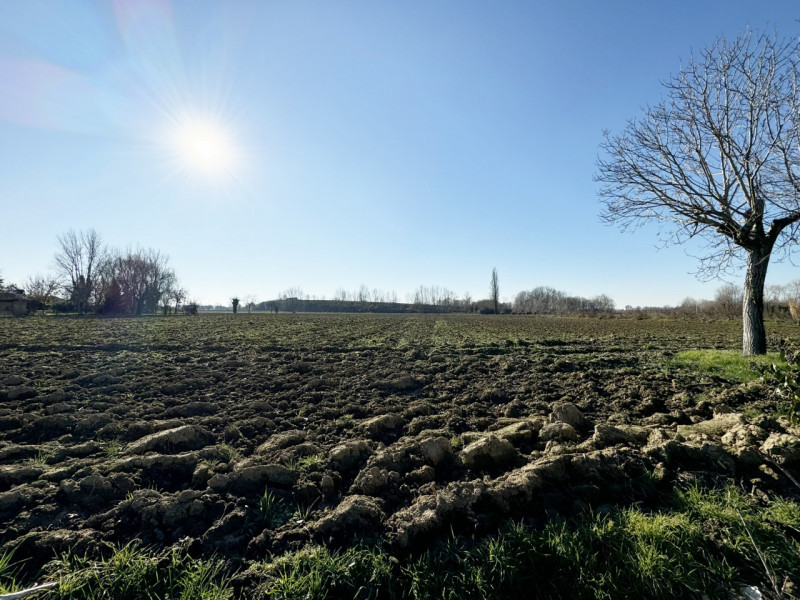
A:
[
  {"left": 103, "top": 439, "right": 124, "bottom": 457},
  {"left": 0, "top": 550, "right": 20, "bottom": 594},
  {"left": 283, "top": 453, "right": 324, "bottom": 475},
  {"left": 257, "top": 488, "right": 290, "bottom": 529}
]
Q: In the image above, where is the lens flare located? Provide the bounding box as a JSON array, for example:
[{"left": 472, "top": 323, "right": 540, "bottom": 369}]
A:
[{"left": 169, "top": 118, "right": 238, "bottom": 178}]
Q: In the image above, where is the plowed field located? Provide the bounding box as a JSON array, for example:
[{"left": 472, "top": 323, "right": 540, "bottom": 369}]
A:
[{"left": 1, "top": 313, "right": 798, "bottom": 587}]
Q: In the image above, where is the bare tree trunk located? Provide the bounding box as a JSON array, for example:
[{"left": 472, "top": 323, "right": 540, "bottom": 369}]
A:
[{"left": 742, "top": 247, "right": 771, "bottom": 355}]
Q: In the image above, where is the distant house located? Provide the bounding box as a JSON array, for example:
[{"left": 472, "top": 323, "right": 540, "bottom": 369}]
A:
[{"left": 0, "top": 288, "right": 28, "bottom": 316}]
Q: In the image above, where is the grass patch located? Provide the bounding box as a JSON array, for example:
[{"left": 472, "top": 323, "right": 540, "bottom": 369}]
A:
[
  {"left": 670, "top": 349, "right": 781, "bottom": 382},
  {"left": 46, "top": 543, "right": 232, "bottom": 600},
  {"left": 240, "top": 485, "right": 799, "bottom": 600},
  {"left": 7, "top": 489, "right": 800, "bottom": 598}
]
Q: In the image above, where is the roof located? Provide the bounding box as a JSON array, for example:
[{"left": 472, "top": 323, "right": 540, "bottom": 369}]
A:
[{"left": 0, "top": 289, "right": 26, "bottom": 302}]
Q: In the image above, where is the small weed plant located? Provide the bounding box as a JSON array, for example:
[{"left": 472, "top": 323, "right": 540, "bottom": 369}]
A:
[
  {"left": 103, "top": 439, "right": 123, "bottom": 457},
  {"left": 298, "top": 453, "right": 324, "bottom": 472},
  {"left": 291, "top": 498, "right": 318, "bottom": 525},
  {"left": 282, "top": 453, "right": 324, "bottom": 475},
  {"left": 257, "top": 488, "right": 290, "bottom": 529},
  {"left": 216, "top": 443, "right": 240, "bottom": 463},
  {"left": 201, "top": 458, "right": 223, "bottom": 471},
  {"left": 30, "top": 447, "right": 54, "bottom": 466}
]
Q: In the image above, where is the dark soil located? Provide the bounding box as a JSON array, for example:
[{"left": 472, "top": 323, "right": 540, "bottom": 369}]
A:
[{"left": 0, "top": 314, "right": 798, "bottom": 580}]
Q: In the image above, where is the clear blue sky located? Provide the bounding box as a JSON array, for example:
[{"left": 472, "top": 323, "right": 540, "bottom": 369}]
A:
[{"left": 1, "top": 1, "right": 798, "bottom": 307}]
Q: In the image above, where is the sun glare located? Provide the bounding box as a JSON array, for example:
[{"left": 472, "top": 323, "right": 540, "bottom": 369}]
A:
[{"left": 169, "top": 118, "right": 238, "bottom": 178}]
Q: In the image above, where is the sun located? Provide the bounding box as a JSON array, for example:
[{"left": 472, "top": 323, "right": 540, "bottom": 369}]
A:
[{"left": 169, "top": 118, "right": 238, "bottom": 178}]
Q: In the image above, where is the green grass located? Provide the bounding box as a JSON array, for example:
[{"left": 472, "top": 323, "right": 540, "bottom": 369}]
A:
[
  {"left": 0, "top": 550, "right": 21, "bottom": 594},
  {"left": 282, "top": 453, "right": 324, "bottom": 475},
  {"left": 256, "top": 487, "right": 291, "bottom": 529},
  {"left": 8, "top": 488, "right": 799, "bottom": 599},
  {"left": 216, "top": 443, "right": 240, "bottom": 463},
  {"left": 46, "top": 543, "right": 232, "bottom": 600},
  {"left": 248, "top": 544, "right": 393, "bottom": 600},
  {"left": 30, "top": 448, "right": 53, "bottom": 465},
  {"left": 240, "top": 485, "right": 800, "bottom": 600},
  {"left": 670, "top": 349, "right": 781, "bottom": 382},
  {"left": 103, "top": 439, "right": 124, "bottom": 457}
]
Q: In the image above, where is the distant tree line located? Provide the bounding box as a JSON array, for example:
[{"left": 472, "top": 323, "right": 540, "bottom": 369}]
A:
[
  {"left": 247, "top": 285, "right": 482, "bottom": 314},
  {"left": 675, "top": 281, "right": 800, "bottom": 322},
  {"left": 333, "top": 286, "right": 399, "bottom": 304},
  {"left": 281, "top": 285, "right": 466, "bottom": 307},
  {"left": 231, "top": 275, "right": 613, "bottom": 316},
  {"left": 254, "top": 297, "right": 477, "bottom": 315},
  {"left": 512, "top": 287, "right": 615, "bottom": 315}
]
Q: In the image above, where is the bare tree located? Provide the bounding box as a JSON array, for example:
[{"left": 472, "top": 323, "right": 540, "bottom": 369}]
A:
[
  {"left": 679, "top": 297, "right": 700, "bottom": 314},
  {"left": 244, "top": 294, "right": 257, "bottom": 313},
  {"left": 597, "top": 31, "right": 800, "bottom": 355},
  {"left": 159, "top": 271, "right": 177, "bottom": 315},
  {"left": 231, "top": 297, "right": 240, "bottom": 314},
  {"left": 25, "top": 274, "right": 61, "bottom": 307},
  {"left": 714, "top": 284, "right": 743, "bottom": 319},
  {"left": 463, "top": 291, "right": 472, "bottom": 313},
  {"left": 784, "top": 279, "right": 800, "bottom": 324},
  {"left": 490, "top": 268, "right": 499, "bottom": 315},
  {"left": 765, "top": 284, "right": 786, "bottom": 305},
  {"left": 54, "top": 229, "right": 105, "bottom": 314},
  {"left": 280, "top": 287, "right": 304, "bottom": 300},
  {"left": 171, "top": 287, "right": 187, "bottom": 315}
]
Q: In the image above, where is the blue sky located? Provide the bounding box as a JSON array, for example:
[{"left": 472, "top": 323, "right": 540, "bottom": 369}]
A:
[{"left": 1, "top": 0, "right": 799, "bottom": 307}]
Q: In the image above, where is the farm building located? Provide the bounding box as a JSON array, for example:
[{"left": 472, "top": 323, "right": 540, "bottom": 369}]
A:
[{"left": 0, "top": 289, "right": 28, "bottom": 316}]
